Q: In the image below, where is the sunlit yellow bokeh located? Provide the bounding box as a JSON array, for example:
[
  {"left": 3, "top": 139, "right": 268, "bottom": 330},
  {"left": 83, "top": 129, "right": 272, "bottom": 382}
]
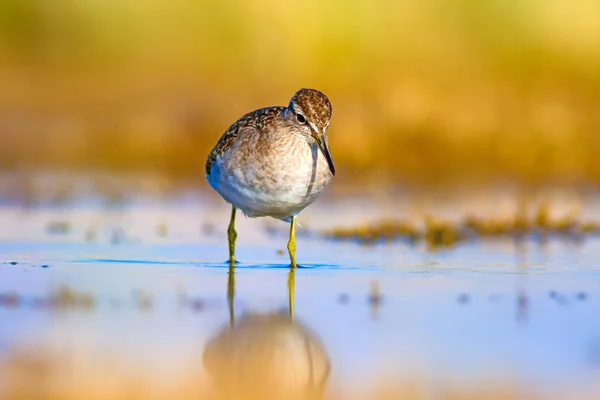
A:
[{"left": 0, "top": 0, "right": 599, "bottom": 186}]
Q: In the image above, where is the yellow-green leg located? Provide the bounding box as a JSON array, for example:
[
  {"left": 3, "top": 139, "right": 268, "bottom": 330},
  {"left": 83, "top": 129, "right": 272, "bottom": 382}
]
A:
[
  {"left": 288, "top": 267, "right": 296, "bottom": 321},
  {"left": 227, "top": 206, "right": 237, "bottom": 266},
  {"left": 287, "top": 216, "right": 297, "bottom": 320},
  {"left": 227, "top": 263, "right": 235, "bottom": 328},
  {"left": 287, "top": 216, "right": 297, "bottom": 268}
]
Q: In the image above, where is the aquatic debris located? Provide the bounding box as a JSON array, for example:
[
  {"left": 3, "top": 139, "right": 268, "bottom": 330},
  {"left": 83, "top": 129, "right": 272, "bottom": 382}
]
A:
[
  {"left": 324, "top": 216, "right": 464, "bottom": 249},
  {"left": 323, "top": 202, "right": 600, "bottom": 248},
  {"left": 457, "top": 294, "right": 470, "bottom": 305},
  {"left": 0, "top": 287, "right": 96, "bottom": 310},
  {"left": 576, "top": 292, "right": 588, "bottom": 301},
  {"left": 133, "top": 290, "right": 153, "bottom": 311},
  {"left": 85, "top": 227, "right": 97, "bottom": 242},
  {"left": 325, "top": 220, "right": 419, "bottom": 245},
  {"left": 368, "top": 282, "right": 382, "bottom": 307},
  {"left": 202, "top": 222, "right": 215, "bottom": 235},
  {"left": 463, "top": 203, "right": 585, "bottom": 238},
  {"left": 0, "top": 293, "right": 20, "bottom": 307},
  {"left": 368, "top": 282, "right": 382, "bottom": 320},
  {"left": 110, "top": 229, "right": 127, "bottom": 245},
  {"left": 581, "top": 222, "right": 600, "bottom": 234},
  {"left": 276, "top": 249, "right": 284, "bottom": 255},
  {"left": 45, "top": 221, "right": 71, "bottom": 235},
  {"left": 157, "top": 223, "right": 168, "bottom": 237},
  {"left": 517, "top": 291, "right": 528, "bottom": 322},
  {"left": 4, "top": 262, "right": 50, "bottom": 269},
  {"left": 178, "top": 292, "right": 209, "bottom": 313},
  {"left": 338, "top": 293, "right": 350, "bottom": 305},
  {"left": 189, "top": 298, "right": 204, "bottom": 312},
  {"left": 0, "top": 287, "right": 221, "bottom": 312},
  {"left": 51, "top": 285, "right": 95, "bottom": 309},
  {"left": 424, "top": 216, "right": 464, "bottom": 249},
  {"left": 548, "top": 289, "right": 581, "bottom": 306}
]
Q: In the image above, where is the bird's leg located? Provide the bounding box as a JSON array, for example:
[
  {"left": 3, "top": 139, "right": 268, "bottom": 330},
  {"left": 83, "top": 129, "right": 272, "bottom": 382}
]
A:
[
  {"left": 288, "top": 266, "right": 296, "bottom": 321},
  {"left": 227, "top": 206, "right": 237, "bottom": 266},
  {"left": 287, "top": 218, "right": 297, "bottom": 321},
  {"left": 227, "top": 263, "right": 235, "bottom": 329},
  {"left": 287, "top": 216, "right": 297, "bottom": 268}
]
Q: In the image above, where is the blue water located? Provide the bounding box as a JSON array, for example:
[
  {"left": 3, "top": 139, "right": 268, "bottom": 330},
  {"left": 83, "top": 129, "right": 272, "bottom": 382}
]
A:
[{"left": 1, "top": 197, "right": 600, "bottom": 398}]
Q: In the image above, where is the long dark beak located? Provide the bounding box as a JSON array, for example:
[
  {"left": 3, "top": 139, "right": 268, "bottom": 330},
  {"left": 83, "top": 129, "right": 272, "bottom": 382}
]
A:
[{"left": 314, "top": 134, "right": 336, "bottom": 176}]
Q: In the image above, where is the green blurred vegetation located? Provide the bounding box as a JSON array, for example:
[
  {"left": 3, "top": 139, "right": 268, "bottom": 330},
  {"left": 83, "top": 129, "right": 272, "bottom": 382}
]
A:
[
  {"left": 325, "top": 200, "right": 600, "bottom": 249},
  {"left": 0, "top": 0, "right": 599, "bottom": 186}
]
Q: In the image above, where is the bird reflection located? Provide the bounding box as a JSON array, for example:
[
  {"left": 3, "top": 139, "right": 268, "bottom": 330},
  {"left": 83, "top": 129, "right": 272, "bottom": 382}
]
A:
[{"left": 204, "top": 265, "right": 330, "bottom": 399}]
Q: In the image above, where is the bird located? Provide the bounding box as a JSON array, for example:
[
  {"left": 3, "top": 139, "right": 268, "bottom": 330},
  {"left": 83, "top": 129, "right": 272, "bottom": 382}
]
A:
[
  {"left": 203, "top": 309, "right": 331, "bottom": 400},
  {"left": 204, "top": 266, "right": 330, "bottom": 400},
  {"left": 205, "top": 88, "right": 335, "bottom": 268}
]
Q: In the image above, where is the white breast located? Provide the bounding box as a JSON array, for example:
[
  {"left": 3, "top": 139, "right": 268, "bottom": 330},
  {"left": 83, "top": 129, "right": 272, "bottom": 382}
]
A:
[{"left": 207, "top": 134, "right": 332, "bottom": 220}]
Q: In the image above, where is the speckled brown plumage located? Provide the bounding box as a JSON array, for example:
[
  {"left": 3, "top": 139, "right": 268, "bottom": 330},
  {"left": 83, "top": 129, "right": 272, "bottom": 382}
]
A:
[
  {"left": 205, "top": 88, "right": 335, "bottom": 267},
  {"left": 289, "top": 88, "right": 332, "bottom": 131},
  {"left": 205, "top": 88, "right": 334, "bottom": 221},
  {"left": 205, "top": 106, "right": 285, "bottom": 176}
]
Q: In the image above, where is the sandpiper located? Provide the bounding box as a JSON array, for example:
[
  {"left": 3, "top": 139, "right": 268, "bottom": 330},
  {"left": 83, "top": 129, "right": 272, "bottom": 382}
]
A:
[{"left": 205, "top": 88, "right": 335, "bottom": 267}]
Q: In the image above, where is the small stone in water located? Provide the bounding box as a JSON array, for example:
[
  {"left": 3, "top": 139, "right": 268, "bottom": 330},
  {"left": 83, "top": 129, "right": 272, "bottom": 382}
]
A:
[
  {"left": 46, "top": 221, "right": 70, "bottom": 235},
  {"left": 191, "top": 298, "right": 204, "bottom": 312},
  {"left": 368, "top": 282, "right": 382, "bottom": 306},
  {"left": 202, "top": 223, "right": 215, "bottom": 235},
  {"left": 157, "top": 223, "right": 168, "bottom": 237},
  {"left": 0, "top": 293, "right": 19, "bottom": 307},
  {"left": 457, "top": 294, "right": 470, "bottom": 304},
  {"left": 338, "top": 293, "right": 350, "bottom": 304},
  {"left": 577, "top": 292, "right": 588, "bottom": 301}
]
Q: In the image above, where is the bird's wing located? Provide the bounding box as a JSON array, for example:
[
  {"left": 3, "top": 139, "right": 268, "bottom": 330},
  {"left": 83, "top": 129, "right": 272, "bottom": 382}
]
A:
[
  {"left": 205, "top": 116, "right": 256, "bottom": 176},
  {"left": 205, "top": 106, "right": 285, "bottom": 176}
]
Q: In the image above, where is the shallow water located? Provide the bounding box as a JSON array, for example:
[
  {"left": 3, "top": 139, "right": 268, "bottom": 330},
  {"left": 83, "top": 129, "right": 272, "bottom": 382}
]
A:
[{"left": 1, "top": 190, "right": 600, "bottom": 398}]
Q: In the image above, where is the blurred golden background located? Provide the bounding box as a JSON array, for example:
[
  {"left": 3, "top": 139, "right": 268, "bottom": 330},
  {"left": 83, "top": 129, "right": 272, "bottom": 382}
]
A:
[{"left": 1, "top": 0, "right": 599, "bottom": 187}]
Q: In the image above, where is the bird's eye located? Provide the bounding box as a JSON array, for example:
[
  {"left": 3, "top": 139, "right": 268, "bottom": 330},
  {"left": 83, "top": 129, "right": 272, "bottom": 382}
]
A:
[{"left": 296, "top": 113, "right": 307, "bottom": 124}]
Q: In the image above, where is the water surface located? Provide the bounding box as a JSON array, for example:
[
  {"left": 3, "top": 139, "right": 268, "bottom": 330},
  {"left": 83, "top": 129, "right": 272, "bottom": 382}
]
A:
[{"left": 1, "top": 192, "right": 600, "bottom": 398}]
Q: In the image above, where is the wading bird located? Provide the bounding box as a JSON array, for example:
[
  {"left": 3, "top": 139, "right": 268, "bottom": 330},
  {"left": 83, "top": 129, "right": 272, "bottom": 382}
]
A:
[{"left": 206, "top": 88, "right": 335, "bottom": 267}]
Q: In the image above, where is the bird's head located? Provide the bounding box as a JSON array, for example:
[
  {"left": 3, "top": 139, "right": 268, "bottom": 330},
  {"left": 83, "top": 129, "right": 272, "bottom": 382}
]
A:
[{"left": 285, "top": 88, "right": 335, "bottom": 175}]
